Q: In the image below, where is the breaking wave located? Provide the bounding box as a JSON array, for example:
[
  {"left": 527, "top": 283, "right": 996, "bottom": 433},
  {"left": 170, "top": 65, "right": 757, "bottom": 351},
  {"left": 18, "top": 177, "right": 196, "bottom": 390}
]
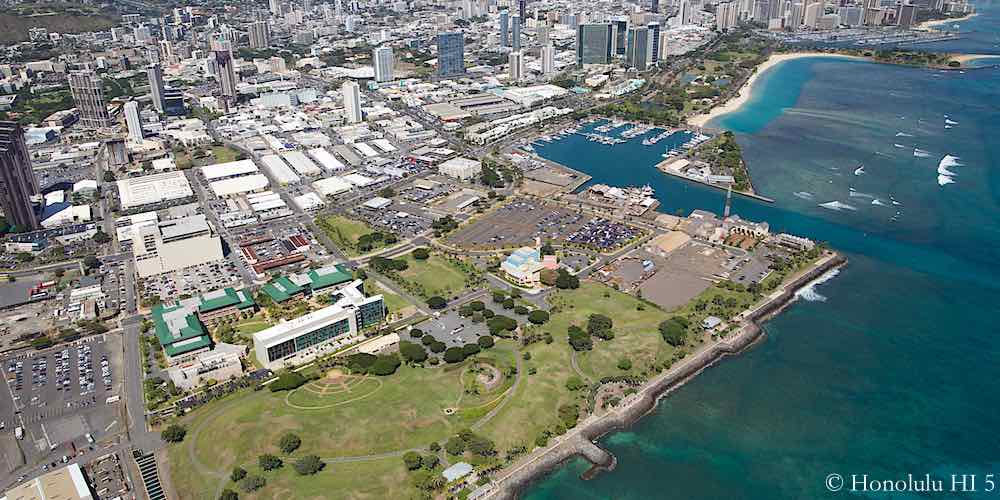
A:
[
  {"left": 795, "top": 268, "right": 840, "bottom": 302},
  {"left": 819, "top": 201, "right": 858, "bottom": 212},
  {"left": 913, "top": 148, "right": 932, "bottom": 158},
  {"left": 793, "top": 191, "right": 814, "bottom": 200}
]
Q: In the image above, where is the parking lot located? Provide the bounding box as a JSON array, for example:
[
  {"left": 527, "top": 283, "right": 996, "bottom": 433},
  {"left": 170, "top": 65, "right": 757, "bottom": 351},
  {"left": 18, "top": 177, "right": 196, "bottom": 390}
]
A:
[{"left": 140, "top": 259, "right": 244, "bottom": 301}]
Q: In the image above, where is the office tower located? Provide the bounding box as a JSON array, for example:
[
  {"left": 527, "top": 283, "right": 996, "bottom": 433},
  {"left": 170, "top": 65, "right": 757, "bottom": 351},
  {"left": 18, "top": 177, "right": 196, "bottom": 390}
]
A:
[
  {"left": 342, "top": 80, "right": 363, "bottom": 123},
  {"left": 0, "top": 122, "right": 39, "bottom": 230},
  {"left": 537, "top": 25, "right": 550, "bottom": 46},
  {"left": 611, "top": 17, "right": 628, "bottom": 56},
  {"left": 788, "top": 2, "right": 805, "bottom": 27},
  {"left": 541, "top": 43, "right": 555, "bottom": 75},
  {"left": 863, "top": 0, "right": 882, "bottom": 25},
  {"left": 436, "top": 32, "right": 465, "bottom": 76},
  {"left": 508, "top": 51, "right": 524, "bottom": 81},
  {"left": 897, "top": 3, "right": 916, "bottom": 28},
  {"left": 373, "top": 46, "right": 394, "bottom": 82},
  {"left": 769, "top": 0, "right": 786, "bottom": 20},
  {"left": 147, "top": 63, "right": 165, "bottom": 114},
  {"left": 211, "top": 38, "right": 238, "bottom": 101},
  {"left": 803, "top": 1, "right": 821, "bottom": 27},
  {"left": 124, "top": 101, "right": 143, "bottom": 143},
  {"left": 512, "top": 15, "right": 522, "bottom": 50},
  {"left": 576, "top": 23, "right": 613, "bottom": 67},
  {"left": 518, "top": 0, "right": 526, "bottom": 22},
  {"left": 500, "top": 10, "right": 510, "bottom": 47},
  {"left": 651, "top": 0, "right": 660, "bottom": 13},
  {"left": 678, "top": 0, "right": 692, "bottom": 25},
  {"left": 717, "top": 1, "right": 740, "bottom": 30},
  {"left": 625, "top": 26, "right": 651, "bottom": 71},
  {"left": 336, "top": 0, "right": 344, "bottom": 18},
  {"left": 69, "top": 71, "right": 113, "bottom": 129},
  {"left": 249, "top": 21, "right": 270, "bottom": 48},
  {"left": 159, "top": 40, "right": 174, "bottom": 63},
  {"left": 738, "top": 0, "right": 755, "bottom": 19},
  {"left": 839, "top": 6, "right": 863, "bottom": 25},
  {"left": 754, "top": 0, "right": 770, "bottom": 21},
  {"left": 269, "top": 0, "right": 281, "bottom": 15},
  {"left": 648, "top": 22, "right": 660, "bottom": 63}
]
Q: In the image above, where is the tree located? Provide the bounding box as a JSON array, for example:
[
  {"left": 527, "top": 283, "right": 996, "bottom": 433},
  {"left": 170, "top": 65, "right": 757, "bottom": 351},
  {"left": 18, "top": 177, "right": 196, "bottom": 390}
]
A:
[
  {"left": 259, "top": 454, "right": 283, "bottom": 471},
  {"left": 230, "top": 467, "right": 247, "bottom": 482},
  {"left": 293, "top": 455, "right": 325, "bottom": 475},
  {"left": 566, "top": 376, "right": 586, "bottom": 391},
  {"left": 467, "top": 435, "right": 496, "bottom": 456},
  {"left": 219, "top": 489, "right": 239, "bottom": 500},
  {"left": 540, "top": 241, "right": 555, "bottom": 256},
  {"left": 239, "top": 475, "right": 265, "bottom": 493},
  {"left": 514, "top": 305, "right": 530, "bottom": 315},
  {"left": 399, "top": 341, "right": 428, "bottom": 363},
  {"left": 422, "top": 453, "right": 440, "bottom": 469},
  {"left": 540, "top": 268, "right": 558, "bottom": 286},
  {"left": 659, "top": 317, "right": 688, "bottom": 347},
  {"left": 445, "top": 436, "right": 465, "bottom": 455},
  {"left": 486, "top": 315, "right": 517, "bottom": 336},
  {"left": 369, "top": 354, "right": 402, "bottom": 375},
  {"left": 528, "top": 310, "right": 549, "bottom": 325},
  {"left": 92, "top": 231, "right": 111, "bottom": 244},
  {"left": 403, "top": 451, "right": 423, "bottom": 470},
  {"left": 462, "top": 343, "right": 480, "bottom": 357},
  {"left": 588, "top": 314, "right": 615, "bottom": 340},
  {"left": 379, "top": 186, "right": 397, "bottom": 198},
  {"left": 427, "top": 296, "right": 447, "bottom": 310},
  {"left": 558, "top": 404, "right": 580, "bottom": 428},
  {"left": 617, "top": 357, "right": 632, "bottom": 371},
  {"left": 443, "top": 347, "right": 466, "bottom": 363},
  {"left": 346, "top": 353, "right": 378, "bottom": 373},
  {"left": 161, "top": 424, "right": 187, "bottom": 443},
  {"left": 468, "top": 300, "right": 485, "bottom": 311},
  {"left": 409, "top": 328, "right": 424, "bottom": 338},
  {"left": 555, "top": 269, "right": 579, "bottom": 289},
  {"left": 420, "top": 334, "right": 436, "bottom": 346},
  {"left": 83, "top": 255, "right": 101, "bottom": 269},
  {"left": 279, "top": 433, "right": 301, "bottom": 454},
  {"left": 412, "top": 247, "right": 430, "bottom": 260},
  {"left": 477, "top": 335, "right": 494, "bottom": 348},
  {"left": 567, "top": 325, "right": 593, "bottom": 351},
  {"left": 429, "top": 341, "right": 446, "bottom": 353},
  {"left": 269, "top": 371, "right": 307, "bottom": 392}
]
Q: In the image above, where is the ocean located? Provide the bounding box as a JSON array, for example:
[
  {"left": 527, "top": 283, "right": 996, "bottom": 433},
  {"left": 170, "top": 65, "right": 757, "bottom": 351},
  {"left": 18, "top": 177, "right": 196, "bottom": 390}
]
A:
[{"left": 524, "top": 5, "right": 1000, "bottom": 499}]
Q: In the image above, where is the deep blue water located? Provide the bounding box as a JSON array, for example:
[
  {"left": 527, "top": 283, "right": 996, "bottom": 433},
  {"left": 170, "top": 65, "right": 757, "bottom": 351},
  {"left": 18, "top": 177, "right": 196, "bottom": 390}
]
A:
[{"left": 525, "top": 8, "right": 1000, "bottom": 499}]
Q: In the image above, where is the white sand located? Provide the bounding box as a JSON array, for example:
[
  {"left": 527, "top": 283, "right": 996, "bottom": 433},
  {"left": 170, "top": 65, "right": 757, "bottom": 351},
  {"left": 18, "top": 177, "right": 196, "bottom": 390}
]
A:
[
  {"left": 686, "top": 52, "right": 866, "bottom": 128},
  {"left": 917, "top": 12, "right": 977, "bottom": 31}
]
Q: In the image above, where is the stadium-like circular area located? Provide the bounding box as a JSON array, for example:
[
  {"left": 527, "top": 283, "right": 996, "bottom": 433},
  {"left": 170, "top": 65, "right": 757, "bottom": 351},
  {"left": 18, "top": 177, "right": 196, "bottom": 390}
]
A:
[{"left": 284, "top": 369, "right": 384, "bottom": 410}]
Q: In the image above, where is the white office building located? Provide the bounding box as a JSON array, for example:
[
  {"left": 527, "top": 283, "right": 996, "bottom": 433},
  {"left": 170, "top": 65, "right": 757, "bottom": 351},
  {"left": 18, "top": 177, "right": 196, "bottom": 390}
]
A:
[
  {"left": 117, "top": 171, "right": 194, "bottom": 210},
  {"left": 124, "top": 101, "right": 143, "bottom": 143},
  {"left": 439, "top": 157, "right": 483, "bottom": 180},
  {"left": 133, "top": 214, "right": 225, "bottom": 277},
  {"left": 342, "top": 80, "right": 363, "bottom": 123},
  {"left": 541, "top": 44, "right": 556, "bottom": 75},
  {"left": 253, "top": 281, "right": 385, "bottom": 369},
  {"left": 373, "top": 45, "right": 394, "bottom": 82}
]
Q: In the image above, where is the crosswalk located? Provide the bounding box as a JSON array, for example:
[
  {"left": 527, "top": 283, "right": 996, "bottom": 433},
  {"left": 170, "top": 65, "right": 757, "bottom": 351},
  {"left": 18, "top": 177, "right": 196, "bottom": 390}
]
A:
[{"left": 132, "top": 450, "right": 166, "bottom": 500}]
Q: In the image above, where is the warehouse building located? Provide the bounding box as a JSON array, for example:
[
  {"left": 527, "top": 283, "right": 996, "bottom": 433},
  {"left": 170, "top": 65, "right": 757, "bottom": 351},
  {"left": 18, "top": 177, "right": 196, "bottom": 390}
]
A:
[
  {"left": 117, "top": 171, "right": 194, "bottom": 210},
  {"left": 253, "top": 279, "right": 385, "bottom": 369},
  {"left": 200, "top": 159, "right": 258, "bottom": 181},
  {"left": 439, "top": 157, "right": 482, "bottom": 180},
  {"left": 210, "top": 173, "right": 270, "bottom": 198},
  {"left": 1, "top": 463, "right": 93, "bottom": 500},
  {"left": 313, "top": 176, "right": 354, "bottom": 197},
  {"left": 281, "top": 150, "right": 322, "bottom": 176},
  {"left": 260, "top": 154, "right": 301, "bottom": 185},
  {"left": 307, "top": 147, "right": 346, "bottom": 171},
  {"left": 133, "top": 214, "right": 224, "bottom": 277}
]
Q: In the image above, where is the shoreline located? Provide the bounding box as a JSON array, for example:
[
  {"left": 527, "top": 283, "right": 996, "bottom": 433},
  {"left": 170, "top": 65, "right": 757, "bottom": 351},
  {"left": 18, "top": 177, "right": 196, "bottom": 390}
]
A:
[
  {"left": 917, "top": 12, "right": 977, "bottom": 31},
  {"left": 687, "top": 52, "right": 866, "bottom": 128},
  {"left": 485, "top": 252, "right": 849, "bottom": 499}
]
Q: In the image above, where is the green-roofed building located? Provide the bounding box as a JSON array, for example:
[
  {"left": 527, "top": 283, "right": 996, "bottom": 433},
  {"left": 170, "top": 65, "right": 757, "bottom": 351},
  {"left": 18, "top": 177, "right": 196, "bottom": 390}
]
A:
[
  {"left": 151, "top": 287, "right": 257, "bottom": 364},
  {"left": 263, "top": 264, "right": 354, "bottom": 303}
]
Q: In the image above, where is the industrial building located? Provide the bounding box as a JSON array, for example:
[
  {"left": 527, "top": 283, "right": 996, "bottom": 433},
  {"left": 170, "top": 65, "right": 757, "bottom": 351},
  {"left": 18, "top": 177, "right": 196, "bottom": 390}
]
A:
[
  {"left": 0, "top": 463, "right": 93, "bottom": 500},
  {"left": 260, "top": 154, "right": 302, "bottom": 185},
  {"left": 210, "top": 173, "right": 270, "bottom": 198},
  {"left": 313, "top": 176, "right": 354, "bottom": 197},
  {"left": 253, "top": 279, "right": 385, "bottom": 369},
  {"left": 116, "top": 171, "right": 194, "bottom": 210},
  {"left": 133, "top": 214, "right": 225, "bottom": 277},
  {"left": 438, "top": 157, "right": 483, "bottom": 180},
  {"left": 200, "top": 159, "right": 259, "bottom": 181}
]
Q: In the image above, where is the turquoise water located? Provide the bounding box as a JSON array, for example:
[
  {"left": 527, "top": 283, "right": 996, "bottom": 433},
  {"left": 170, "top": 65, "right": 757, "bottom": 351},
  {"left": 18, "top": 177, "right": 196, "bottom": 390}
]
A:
[{"left": 526, "top": 14, "right": 1000, "bottom": 500}]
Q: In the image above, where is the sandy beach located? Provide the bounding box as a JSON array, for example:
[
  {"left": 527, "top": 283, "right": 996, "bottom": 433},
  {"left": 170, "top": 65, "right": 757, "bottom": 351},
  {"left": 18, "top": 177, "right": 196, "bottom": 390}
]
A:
[
  {"left": 686, "top": 52, "right": 867, "bottom": 128},
  {"left": 917, "top": 12, "right": 977, "bottom": 31}
]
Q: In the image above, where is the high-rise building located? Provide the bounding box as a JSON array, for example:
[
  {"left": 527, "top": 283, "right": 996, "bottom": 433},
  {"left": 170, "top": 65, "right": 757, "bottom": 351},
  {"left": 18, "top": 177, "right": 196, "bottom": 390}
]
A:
[
  {"left": 500, "top": 10, "right": 510, "bottom": 47},
  {"left": 625, "top": 27, "right": 651, "bottom": 71},
  {"left": 803, "top": 1, "right": 821, "bottom": 27},
  {"left": 211, "top": 38, "right": 238, "bottom": 102},
  {"left": 541, "top": 43, "right": 556, "bottom": 75},
  {"left": 679, "top": 0, "right": 693, "bottom": 25},
  {"left": 897, "top": 3, "right": 916, "bottom": 28},
  {"left": 537, "top": 25, "right": 550, "bottom": 46},
  {"left": 68, "top": 71, "right": 113, "bottom": 129},
  {"left": 611, "top": 17, "right": 628, "bottom": 56},
  {"left": 0, "top": 122, "right": 39, "bottom": 230},
  {"left": 269, "top": 0, "right": 281, "bottom": 15},
  {"left": 651, "top": 0, "right": 660, "bottom": 13},
  {"left": 342, "top": 80, "right": 363, "bottom": 123},
  {"left": 124, "top": 101, "right": 144, "bottom": 143},
  {"left": 518, "top": 0, "right": 526, "bottom": 22},
  {"left": 576, "top": 23, "right": 613, "bottom": 67},
  {"left": 717, "top": 1, "right": 740, "bottom": 30},
  {"left": 436, "top": 32, "right": 465, "bottom": 76},
  {"left": 512, "top": 15, "right": 522, "bottom": 50},
  {"left": 373, "top": 46, "right": 394, "bottom": 82},
  {"left": 508, "top": 51, "right": 525, "bottom": 81},
  {"left": 839, "top": 6, "right": 864, "bottom": 25},
  {"left": 788, "top": 2, "right": 806, "bottom": 27},
  {"left": 147, "top": 63, "right": 166, "bottom": 114},
  {"left": 648, "top": 22, "right": 661, "bottom": 63},
  {"left": 249, "top": 21, "right": 270, "bottom": 49},
  {"left": 769, "top": 0, "right": 786, "bottom": 21}
]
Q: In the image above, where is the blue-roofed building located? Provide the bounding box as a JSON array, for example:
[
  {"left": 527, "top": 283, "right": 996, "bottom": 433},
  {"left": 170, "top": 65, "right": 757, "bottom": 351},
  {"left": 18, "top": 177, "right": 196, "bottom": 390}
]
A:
[{"left": 501, "top": 246, "right": 544, "bottom": 288}]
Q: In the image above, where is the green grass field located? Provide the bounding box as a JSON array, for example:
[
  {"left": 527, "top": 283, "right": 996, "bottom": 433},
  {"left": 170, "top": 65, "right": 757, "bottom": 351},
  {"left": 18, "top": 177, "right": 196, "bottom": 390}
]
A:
[
  {"left": 168, "top": 342, "right": 519, "bottom": 499},
  {"left": 316, "top": 215, "right": 380, "bottom": 256},
  {"left": 395, "top": 255, "right": 471, "bottom": 299},
  {"left": 364, "top": 279, "right": 414, "bottom": 318}
]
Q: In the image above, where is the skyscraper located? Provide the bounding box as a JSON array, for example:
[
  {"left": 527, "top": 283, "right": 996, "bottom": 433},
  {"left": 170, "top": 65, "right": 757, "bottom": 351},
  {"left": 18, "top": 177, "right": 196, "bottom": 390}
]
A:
[
  {"left": 249, "top": 21, "right": 270, "bottom": 49},
  {"left": 576, "top": 23, "right": 613, "bottom": 67},
  {"left": 342, "top": 80, "right": 363, "bottom": 123},
  {"left": 611, "top": 17, "right": 628, "bottom": 56},
  {"left": 717, "top": 1, "right": 740, "bottom": 30},
  {"left": 508, "top": 51, "right": 525, "bottom": 81},
  {"left": 537, "top": 25, "right": 550, "bottom": 47},
  {"left": 651, "top": 0, "right": 660, "bottom": 13},
  {"left": 897, "top": 3, "right": 916, "bottom": 28},
  {"left": 0, "top": 121, "right": 39, "bottom": 230},
  {"left": 147, "top": 63, "right": 166, "bottom": 114},
  {"left": 648, "top": 22, "right": 661, "bottom": 63},
  {"left": 373, "top": 46, "right": 394, "bottom": 83},
  {"left": 803, "top": 1, "right": 821, "bottom": 27},
  {"left": 512, "top": 15, "right": 522, "bottom": 51},
  {"left": 211, "top": 38, "right": 238, "bottom": 103},
  {"left": 518, "top": 0, "right": 526, "bottom": 23},
  {"left": 500, "top": 10, "right": 510, "bottom": 47},
  {"left": 436, "top": 32, "right": 465, "bottom": 76},
  {"left": 541, "top": 43, "right": 556, "bottom": 75},
  {"left": 68, "top": 71, "right": 113, "bottom": 129},
  {"left": 625, "top": 27, "right": 651, "bottom": 71},
  {"left": 124, "top": 101, "right": 143, "bottom": 143}
]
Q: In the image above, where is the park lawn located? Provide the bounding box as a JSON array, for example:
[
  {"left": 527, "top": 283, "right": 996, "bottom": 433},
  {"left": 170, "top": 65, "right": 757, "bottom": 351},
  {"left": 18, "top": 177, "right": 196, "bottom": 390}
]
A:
[
  {"left": 168, "top": 362, "right": 492, "bottom": 499},
  {"left": 230, "top": 456, "right": 412, "bottom": 500},
  {"left": 316, "top": 215, "right": 374, "bottom": 256},
  {"left": 236, "top": 314, "right": 273, "bottom": 336},
  {"left": 211, "top": 145, "right": 241, "bottom": 163},
  {"left": 365, "top": 279, "right": 413, "bottom": 318},
  {"left": 395, "top": 255, "right": 471, "bottom": 299}
]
